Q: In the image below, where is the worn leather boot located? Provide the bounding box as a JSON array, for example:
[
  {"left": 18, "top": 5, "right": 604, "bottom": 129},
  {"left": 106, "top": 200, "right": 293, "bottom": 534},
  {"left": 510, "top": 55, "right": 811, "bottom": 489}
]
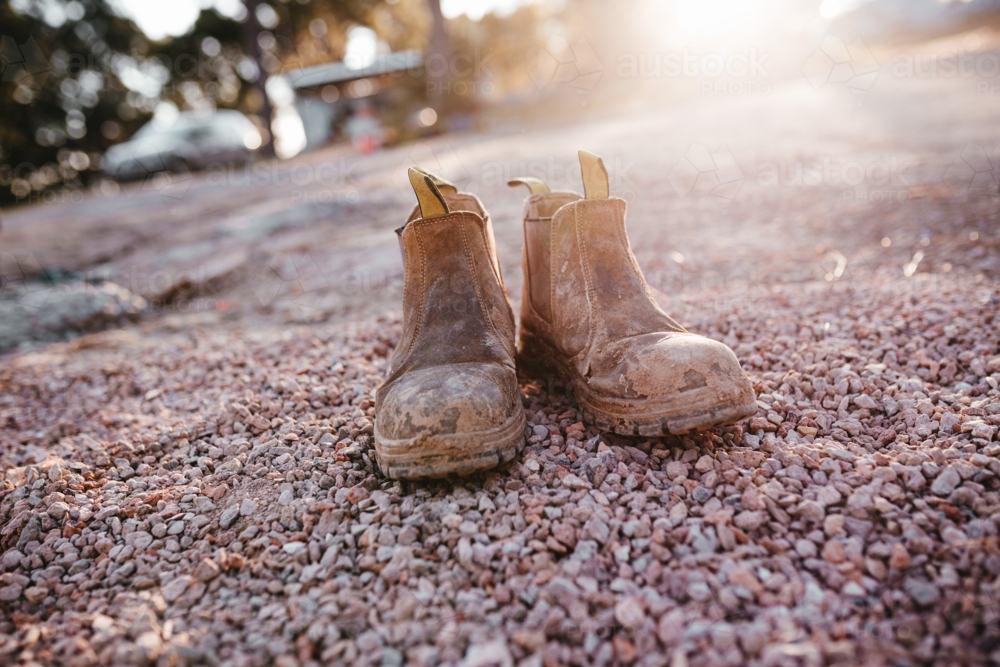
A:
[
  {"left": 509, "top": 151, "right": 756, "bottom": 436},
  {"left": 374, "top": 169, "right": 526, "bottom": 478}
]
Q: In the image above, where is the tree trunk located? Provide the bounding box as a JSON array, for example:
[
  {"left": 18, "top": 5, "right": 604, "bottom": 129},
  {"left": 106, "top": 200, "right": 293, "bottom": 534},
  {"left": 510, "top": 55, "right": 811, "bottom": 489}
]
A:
[
  {"left": 243, "top": 0, "right": 276, "bottom": 157},
  {"left": 426, "top": 0, "right": 450, "bottom": 110}
]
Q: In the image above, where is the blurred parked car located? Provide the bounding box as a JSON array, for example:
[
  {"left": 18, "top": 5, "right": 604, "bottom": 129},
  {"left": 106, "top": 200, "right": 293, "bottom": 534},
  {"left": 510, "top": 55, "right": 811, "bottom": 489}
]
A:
[{"left": 103, "top": 110, "right": 262, "bottom": 180}]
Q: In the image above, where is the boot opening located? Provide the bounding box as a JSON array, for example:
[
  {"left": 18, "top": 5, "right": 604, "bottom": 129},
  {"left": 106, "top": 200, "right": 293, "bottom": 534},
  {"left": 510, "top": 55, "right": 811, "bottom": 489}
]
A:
[
  {"left": 524, "top": 191, "right": 580, "bottom": 220},
  {"left": 400, "top": 192, "right": 489, "bottom": 230}
]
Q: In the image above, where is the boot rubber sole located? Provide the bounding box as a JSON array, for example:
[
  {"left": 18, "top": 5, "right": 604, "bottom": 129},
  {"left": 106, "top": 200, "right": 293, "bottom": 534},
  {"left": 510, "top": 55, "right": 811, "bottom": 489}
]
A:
[
  {"left": 374, "top": 406, "right": 527, "bottom": 479},
  {"left": 518, "top": 332, "right": 756, "bottom": 436}
]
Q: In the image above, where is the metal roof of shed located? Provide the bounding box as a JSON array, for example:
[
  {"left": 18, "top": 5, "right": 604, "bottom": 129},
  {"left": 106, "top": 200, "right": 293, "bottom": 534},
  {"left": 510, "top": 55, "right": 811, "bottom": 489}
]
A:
[{"left": 285, "top": 50, "right": 423, "bottom": 89}]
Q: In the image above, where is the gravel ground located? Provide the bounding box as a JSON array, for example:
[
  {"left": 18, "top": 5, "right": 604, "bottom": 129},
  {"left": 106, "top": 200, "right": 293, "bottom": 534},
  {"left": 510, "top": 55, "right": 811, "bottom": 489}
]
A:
[
  {"left": 3, "top": 61, "right": 1000, "bottom": 667},
  {"left": 2, "top": 265, "right": 999, "bottom": 667}
]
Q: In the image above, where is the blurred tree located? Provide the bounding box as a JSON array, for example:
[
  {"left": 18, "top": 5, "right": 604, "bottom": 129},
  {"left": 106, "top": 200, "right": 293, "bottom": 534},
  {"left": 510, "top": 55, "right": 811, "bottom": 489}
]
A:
[
  {"left": 0, "top": 0, "right": 563, "bottom": 206},
  {"left": 242, "top": 0, "right": 277, "bottom": 155},
  {"left": 1, "top": 0, "right": 150, "bottom": 205},
  {"left": 448, "top": 5, "right": 550, "bottom": 97},
  {"left": 0, "top": 0, "right": 381, "bottom": 204},
  {"left": 425, "top": 0, "right": 449, "bottom": 109}
]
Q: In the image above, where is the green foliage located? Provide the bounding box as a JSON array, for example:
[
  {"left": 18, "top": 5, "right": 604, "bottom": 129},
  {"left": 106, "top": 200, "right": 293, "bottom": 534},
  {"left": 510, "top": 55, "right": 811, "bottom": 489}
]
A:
[
  {"left": 1, "top": 0, "right": 149, "bottom": 205},
  {"left": 0, "top": 0, "right": 561, "bottom": 207},
  {"left": 0, "top": 0, "right": 379, "bottom": 206}
]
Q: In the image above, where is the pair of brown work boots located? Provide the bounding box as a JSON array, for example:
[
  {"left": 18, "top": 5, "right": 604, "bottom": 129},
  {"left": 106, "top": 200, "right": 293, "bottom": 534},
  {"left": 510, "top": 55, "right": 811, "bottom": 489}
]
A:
[{"left": 374, "top": 151, "right": 756, "bottom": 479}]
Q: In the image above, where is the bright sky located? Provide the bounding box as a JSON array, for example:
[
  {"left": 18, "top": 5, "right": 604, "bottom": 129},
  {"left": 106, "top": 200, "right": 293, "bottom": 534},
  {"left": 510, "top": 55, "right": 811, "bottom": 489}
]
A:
[
  {"left": 440, "top": 0, "right": 533, "bottom": 20},
  {"left": 111, "top": 0, "right": 240, "bottom": 40},
  {"left": 114, "top": 0, "right": 534, "bottom": 41}
]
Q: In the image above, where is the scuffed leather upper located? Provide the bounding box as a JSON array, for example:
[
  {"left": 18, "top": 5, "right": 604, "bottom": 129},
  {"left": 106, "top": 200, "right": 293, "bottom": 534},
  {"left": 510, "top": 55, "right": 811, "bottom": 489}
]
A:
[
  {"left": 376, "top": 196, "right": 519, "bottom": 441},
  {"left": 519, "top": 194, "right": 749, "bottom": 403}
]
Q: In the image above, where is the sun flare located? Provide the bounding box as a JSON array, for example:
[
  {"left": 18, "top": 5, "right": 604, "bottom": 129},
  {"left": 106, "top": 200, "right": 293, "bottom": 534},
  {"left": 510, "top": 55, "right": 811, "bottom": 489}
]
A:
[{"left": 675, "top": 0, "right": 762, "bottom": 36}]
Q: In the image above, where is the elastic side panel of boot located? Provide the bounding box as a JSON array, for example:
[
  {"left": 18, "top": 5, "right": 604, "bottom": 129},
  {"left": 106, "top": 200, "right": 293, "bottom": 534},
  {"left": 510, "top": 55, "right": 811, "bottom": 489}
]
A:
[
  {"left": 523, "top": 193, "right": 579, "bottom": 322},
  {"left": 574, "top": 198, "right": 685, "bottom": 337},
  {"left": 524, "top": 218, "right": 552, "bottom": 321}
]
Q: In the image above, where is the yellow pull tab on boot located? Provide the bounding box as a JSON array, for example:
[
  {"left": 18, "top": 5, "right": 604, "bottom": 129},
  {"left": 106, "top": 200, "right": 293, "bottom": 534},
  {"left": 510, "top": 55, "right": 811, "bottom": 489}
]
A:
[
  {"left": 408, "top": 167, "right": 450, "bottom": 218},
  {"left": 422, "top": 170, "right": 458, "bottom": 194},
  {"left": 506, "top": 177, "right": 550, "bottom": 194},
  {"left": 578, "top": 150, "right": 609, "bottom": 199}
]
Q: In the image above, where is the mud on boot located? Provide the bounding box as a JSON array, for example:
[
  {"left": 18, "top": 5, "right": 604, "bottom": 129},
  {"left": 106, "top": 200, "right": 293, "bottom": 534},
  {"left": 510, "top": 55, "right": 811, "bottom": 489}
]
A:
[
  {"left": 509, "top": 151, "right": 757, "bottom": 436},
  {"left": 374, "top": 169, "right": 527, "bottom": 478}
]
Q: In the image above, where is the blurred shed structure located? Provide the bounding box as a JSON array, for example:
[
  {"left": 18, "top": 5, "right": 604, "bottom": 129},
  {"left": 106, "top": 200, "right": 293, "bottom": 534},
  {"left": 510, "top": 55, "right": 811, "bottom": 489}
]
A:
[{"left": 285, "top": 49, "right": 424, "bottom": 151}]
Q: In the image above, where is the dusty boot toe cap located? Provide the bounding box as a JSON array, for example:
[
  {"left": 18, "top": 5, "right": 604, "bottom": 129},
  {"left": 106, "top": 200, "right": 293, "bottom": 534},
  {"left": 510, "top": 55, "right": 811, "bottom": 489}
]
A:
[
  {"left": 376, "top": 363, "right": 518, "bottom": 441},
  {"left": 588, "top": 332, "right": 754, "bottom": 403}
]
